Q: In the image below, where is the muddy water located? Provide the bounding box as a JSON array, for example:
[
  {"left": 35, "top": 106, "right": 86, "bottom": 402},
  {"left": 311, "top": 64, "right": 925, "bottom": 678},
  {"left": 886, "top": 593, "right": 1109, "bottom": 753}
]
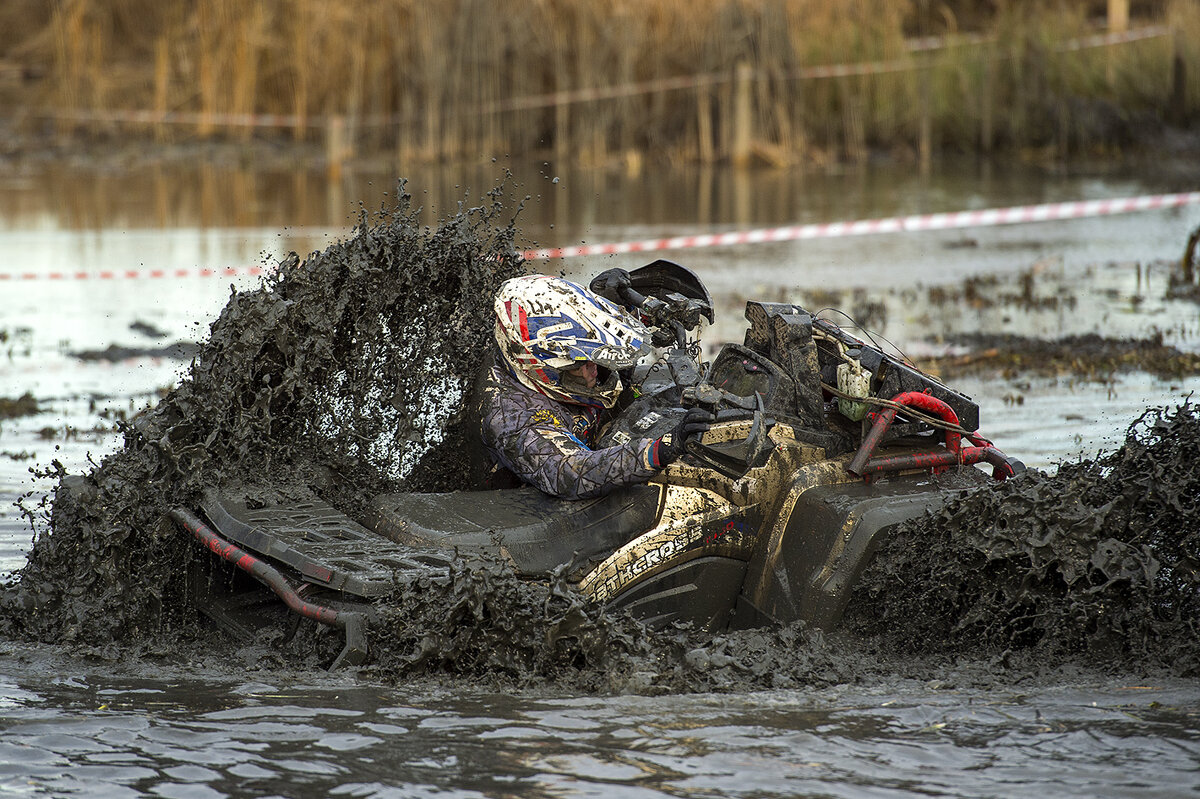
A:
[
  {"left": 2, "top": 158, "right": 1200, "bottom": 796},
  {"left": 2, "top": 645, "right": 1199, "bottom": 798}
]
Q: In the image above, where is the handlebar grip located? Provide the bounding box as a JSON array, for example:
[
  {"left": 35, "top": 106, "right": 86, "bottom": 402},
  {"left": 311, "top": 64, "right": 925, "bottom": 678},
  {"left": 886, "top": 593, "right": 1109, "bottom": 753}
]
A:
[{"left": 618, "top": 285, "right": 648, "bottom": 310}]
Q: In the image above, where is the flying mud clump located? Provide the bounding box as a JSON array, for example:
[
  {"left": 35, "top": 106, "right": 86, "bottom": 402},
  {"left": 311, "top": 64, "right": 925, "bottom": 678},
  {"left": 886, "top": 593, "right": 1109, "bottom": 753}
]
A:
[
  {"left": 845, "top": 401, "right": 1200, "bottom": 675},
  {"left": 0, "top": 182, "right": 524, "bottom": 647}
]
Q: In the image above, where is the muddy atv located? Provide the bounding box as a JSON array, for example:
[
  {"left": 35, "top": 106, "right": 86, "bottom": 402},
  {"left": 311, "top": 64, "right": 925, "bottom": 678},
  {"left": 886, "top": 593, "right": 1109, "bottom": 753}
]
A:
[{"left": 169, "top": 260, "right": 1023, "bottom": 668}]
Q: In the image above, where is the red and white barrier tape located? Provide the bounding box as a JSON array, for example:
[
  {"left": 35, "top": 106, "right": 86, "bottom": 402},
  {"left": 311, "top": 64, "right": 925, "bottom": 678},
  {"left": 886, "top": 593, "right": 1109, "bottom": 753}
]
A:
[
  {"left": 3, "top": 191, "right": 1196, "bottom": 279},
  {"left": 521, "top": 191, "right": 1200, "bottom": 260},
  {"left": 0, "top": 266, "right": 265, "bottom": 282}
]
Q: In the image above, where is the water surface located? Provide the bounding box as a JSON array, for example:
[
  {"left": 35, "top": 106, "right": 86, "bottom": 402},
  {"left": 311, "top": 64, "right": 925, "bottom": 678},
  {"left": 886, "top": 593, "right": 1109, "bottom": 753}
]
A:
[{"left": 2, "top": 645, "right": 1198, "bottom": 799}]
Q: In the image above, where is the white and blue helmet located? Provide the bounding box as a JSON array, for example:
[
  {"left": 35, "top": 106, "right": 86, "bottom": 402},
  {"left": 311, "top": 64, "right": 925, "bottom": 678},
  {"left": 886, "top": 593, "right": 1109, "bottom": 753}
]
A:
[{"left": 494, "top": 275, "right": 650, "bottom": 408}]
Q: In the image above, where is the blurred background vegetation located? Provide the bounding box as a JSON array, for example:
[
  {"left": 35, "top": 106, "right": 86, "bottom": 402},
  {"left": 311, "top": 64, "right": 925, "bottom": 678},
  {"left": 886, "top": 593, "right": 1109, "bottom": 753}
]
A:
[{"left": 0, "top": 0, "right": 1195, "bottom": 168}]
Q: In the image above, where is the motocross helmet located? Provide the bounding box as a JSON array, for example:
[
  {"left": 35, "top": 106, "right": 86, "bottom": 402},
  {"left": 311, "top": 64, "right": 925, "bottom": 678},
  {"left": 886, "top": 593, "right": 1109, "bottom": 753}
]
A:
[{"left": 494, "top": 274, "right": 649, "bottom": 408}]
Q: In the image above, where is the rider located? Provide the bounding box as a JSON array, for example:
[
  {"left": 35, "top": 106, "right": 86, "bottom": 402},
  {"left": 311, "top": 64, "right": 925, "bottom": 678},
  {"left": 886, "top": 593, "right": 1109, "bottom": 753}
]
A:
[{"left": 478, "top": 273, "right": 711, "bottom": 499}]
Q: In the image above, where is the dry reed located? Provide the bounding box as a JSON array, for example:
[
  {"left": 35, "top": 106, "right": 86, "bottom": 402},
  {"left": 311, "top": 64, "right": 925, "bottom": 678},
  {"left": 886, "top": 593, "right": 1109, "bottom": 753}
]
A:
[{"left": 3, "top": 0, "right": 1196, "bottom": 165}]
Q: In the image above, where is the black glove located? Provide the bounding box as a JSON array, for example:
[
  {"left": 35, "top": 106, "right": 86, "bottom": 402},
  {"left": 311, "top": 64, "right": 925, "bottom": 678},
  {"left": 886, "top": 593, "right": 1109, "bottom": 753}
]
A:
[
  {"left": 589, "top": 268, "right": 634, "bottom": 307},
  {"left": 652, "top": 408, "right": 715, "bottom": 467}
]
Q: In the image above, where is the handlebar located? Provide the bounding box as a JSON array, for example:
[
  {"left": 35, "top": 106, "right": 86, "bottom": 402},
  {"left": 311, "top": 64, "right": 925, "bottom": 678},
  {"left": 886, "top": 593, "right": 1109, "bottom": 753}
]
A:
[{"left": 593, "top": 268, "right": 710, "bottom": 348}]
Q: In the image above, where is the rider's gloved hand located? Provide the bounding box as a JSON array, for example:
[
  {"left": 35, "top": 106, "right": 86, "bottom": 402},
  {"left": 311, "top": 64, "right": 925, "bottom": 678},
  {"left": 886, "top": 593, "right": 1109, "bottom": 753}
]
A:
[
  {"left": 590, "top": 268, "right": 633, "bottom": 305},
  {"left": 651, "top": 407, "right": 716, "bottom": 467}
]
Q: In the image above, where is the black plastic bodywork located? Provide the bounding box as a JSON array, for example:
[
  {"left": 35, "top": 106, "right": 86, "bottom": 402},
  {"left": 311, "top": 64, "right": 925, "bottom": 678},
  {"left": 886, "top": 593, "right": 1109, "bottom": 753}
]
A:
[
  {"left": 606, "top": 555, "right": 749, "bottom": 630},
  {"left": 741, "top": 302, "right": 827, "bottom": 427},
  {"left": 736, "top": 468, "right": 986, "bottom": 630}
]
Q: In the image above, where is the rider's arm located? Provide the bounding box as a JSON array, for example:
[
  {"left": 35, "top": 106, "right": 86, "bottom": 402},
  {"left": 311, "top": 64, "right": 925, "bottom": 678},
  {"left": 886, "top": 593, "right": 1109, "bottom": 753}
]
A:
[
  {"left": 478, "top": 364, "right": 671, "bottom": 499},
  {"left": 486, "top": 415, "right": 662, "bottom": 500}
]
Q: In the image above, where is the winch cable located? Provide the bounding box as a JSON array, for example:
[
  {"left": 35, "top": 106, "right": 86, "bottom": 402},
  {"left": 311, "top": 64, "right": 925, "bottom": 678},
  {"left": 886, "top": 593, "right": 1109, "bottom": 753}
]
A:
[
  {"left": 814, "top": 308, "right": 915, "bottom": 369},
  {"left": 821, "top": 381, "right": 975, "bottom": 437},
  {"left": 811, "top": 323, "right": 985, "bottom": 442},
  {"left": 169, "top": 507, "right": 368, "bottom": 669}
]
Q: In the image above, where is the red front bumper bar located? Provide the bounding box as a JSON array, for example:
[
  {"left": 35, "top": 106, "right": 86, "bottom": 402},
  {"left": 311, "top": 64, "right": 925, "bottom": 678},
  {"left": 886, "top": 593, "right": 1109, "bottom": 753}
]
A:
[{"left": 846, "top": 391, "right": 1023, "bottom": 481}]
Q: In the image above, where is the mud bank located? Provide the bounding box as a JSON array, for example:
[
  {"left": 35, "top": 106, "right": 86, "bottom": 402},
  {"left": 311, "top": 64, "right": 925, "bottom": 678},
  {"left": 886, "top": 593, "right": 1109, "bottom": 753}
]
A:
[
  {"left": 70, "top": 342, "right": 200, "bottom": 362},
  {"left": 0, "top": 393, "right": 38, "bottom": 419},
  {"left": 929, "top": 332, "right": 1200, "bottom": 381}
]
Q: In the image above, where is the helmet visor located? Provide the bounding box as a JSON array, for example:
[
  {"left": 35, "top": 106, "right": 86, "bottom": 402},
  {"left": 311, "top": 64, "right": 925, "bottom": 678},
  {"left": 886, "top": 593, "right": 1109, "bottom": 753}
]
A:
[{"left": 559, "top": 363, "right": 621, "bottom": 403}]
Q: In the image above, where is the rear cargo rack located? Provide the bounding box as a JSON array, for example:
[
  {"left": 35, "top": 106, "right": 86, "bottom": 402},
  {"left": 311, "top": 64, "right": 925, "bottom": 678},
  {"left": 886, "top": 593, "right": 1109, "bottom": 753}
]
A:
[{"left": 197, "top": 490, "right": 453, "bottom": 598}]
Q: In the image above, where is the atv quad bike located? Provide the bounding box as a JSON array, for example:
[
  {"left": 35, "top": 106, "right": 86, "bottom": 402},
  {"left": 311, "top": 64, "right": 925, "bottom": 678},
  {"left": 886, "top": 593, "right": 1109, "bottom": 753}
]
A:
[{"left": 169, "top": 260, "right": 1023, "bottom": 668}]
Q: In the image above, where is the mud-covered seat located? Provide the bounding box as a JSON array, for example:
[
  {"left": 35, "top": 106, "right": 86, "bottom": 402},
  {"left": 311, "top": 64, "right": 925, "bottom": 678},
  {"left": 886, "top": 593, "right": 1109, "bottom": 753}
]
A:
[{"left": 364, "top": 484, "right": 662, "bottom": 576}]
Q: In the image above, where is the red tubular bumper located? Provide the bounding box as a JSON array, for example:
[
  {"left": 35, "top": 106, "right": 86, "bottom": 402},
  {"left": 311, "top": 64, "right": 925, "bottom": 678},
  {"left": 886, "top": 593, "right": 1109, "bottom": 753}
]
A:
[
  {"left": 170, "top": 507, "right": 368, "bottom": 667},
  {"left": 847, "top": 391, "right": 1019, "bottom": 481}
]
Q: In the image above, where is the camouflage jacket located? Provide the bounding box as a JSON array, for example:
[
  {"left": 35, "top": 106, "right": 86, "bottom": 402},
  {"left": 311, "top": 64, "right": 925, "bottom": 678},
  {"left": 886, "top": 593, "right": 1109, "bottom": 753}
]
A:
[{"left": 478, "top": 365, "right": 660, "bottom": 499}]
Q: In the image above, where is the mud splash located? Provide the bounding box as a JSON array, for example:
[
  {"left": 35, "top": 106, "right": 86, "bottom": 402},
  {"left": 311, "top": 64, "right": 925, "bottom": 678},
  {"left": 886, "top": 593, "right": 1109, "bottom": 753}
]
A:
[
  {"left": 357, "top": 554, "right": 850, "bottom": 693},
  {"left": 0, "top": 181, "right": 524, "bottom": 645},
  {"left": 844, "top": 401, "right": 1200, "bottom": 675},
  {"left": 0, "top": 178, "right": 849, "bottom": 694}
]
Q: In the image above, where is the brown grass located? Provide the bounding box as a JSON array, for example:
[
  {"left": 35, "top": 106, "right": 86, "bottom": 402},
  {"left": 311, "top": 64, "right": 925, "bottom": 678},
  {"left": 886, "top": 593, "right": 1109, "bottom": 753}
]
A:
[{"left": 3, "top": 0, "right": 1196, "bottom": 165}]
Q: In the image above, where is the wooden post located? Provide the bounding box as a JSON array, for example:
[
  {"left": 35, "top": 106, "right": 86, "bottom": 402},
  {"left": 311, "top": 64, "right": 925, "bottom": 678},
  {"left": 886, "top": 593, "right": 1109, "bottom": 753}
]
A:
[
  {"left": 555, "top": 96, "right": 568, "bottom": 165},
  {"left": 733, "top": 164, "right": 751, "bottom": 226},
  {"left": 698, "top": 165, "right": 713, "bottom": 223},
  {"left": 839, "top": 75, "right": 865, "bottom": 163},
  {"left": 917, "top": 0, "right": 932, "bottom": 175},
  {"left": 1172, "top": 25, "right": 1187, "bottom": 126},
  {"left": 1105, "top": 0, "right": 1130, "bottom": 88},
  {"left": 732, "top": 62, "right": 753, "bottom": 168},
  {"left": 553, "top": 57, "right": 569, "bottom": 163},
  {"left": 1108, "top": 0, "right": 1129, "bottom": 34},
  {"left": 326, "top": 165, "right": 345, "bottom": 224},
  {"left": 197, "top": 47, "right": 214, "bottom": 139},
  {"left": 919, "top": 57, "right": 932, "bottom": 175},
  {"left": 153, "top": 36, "right": 169, "bottom": 142},
  {"left": 697, "top": 86, "right": 714, "bottom": 164},
  {"left": 791, "top": 78, "right": 807, "bottom": 164},
  {"left": 425, "top": 90, "right": 440, "bottom": 162},
  {"left": 396, "top": 100, "right": 412, "bottom": 163},
  {"left": 980, "top": 48, "right": 995, "bottom": 154},
  {"left": 326, "top": 116, "right": 346, "bottom": 180}
]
